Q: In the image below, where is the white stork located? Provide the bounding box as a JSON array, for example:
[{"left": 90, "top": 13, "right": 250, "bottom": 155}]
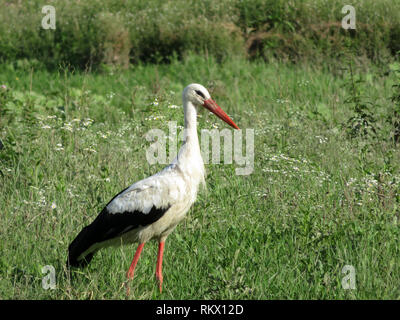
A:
[{"left": 67, "top": 83, "right": 239, "bottom": 293}]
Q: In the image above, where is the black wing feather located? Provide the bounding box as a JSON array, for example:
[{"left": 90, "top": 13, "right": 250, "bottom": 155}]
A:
[{"left": 67, "top": 205, "right": 170, "bottom": 268}]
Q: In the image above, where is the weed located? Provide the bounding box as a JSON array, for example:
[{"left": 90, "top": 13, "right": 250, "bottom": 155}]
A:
[
  {"left": 387, "top": 63, "right": 400, "bottom": 143},
  {"left": 343, "top": 63, "right": 377, "bottom": 140}
]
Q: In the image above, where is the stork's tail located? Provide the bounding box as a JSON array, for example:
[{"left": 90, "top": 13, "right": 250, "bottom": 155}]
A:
[{"left": 67, "top": 224, "right": 98, "bottom": 268}]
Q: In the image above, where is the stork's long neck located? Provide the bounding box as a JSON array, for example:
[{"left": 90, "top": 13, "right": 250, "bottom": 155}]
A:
[
  {"left": 180, "top": 99, "right": 201, "bottom": 161},
  {"left": 175, "top": 99, "right": 205, "bottom": 185}
]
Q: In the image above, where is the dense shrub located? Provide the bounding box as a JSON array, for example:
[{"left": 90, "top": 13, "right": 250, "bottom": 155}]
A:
[{"left": 0, "top": 0, "right": 399, "bottom": 69}]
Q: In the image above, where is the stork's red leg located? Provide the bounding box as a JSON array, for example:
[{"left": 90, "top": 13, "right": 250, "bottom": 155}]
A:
[
  {"left": 155, "top": 241, "right": 165, "bottom": 293},
  {"left": 127, "top": 242, "right": 145, "bottom": 279}
]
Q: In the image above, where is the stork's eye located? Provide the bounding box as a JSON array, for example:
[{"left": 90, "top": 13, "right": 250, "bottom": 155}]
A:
[{"left": 195, "top": 90, "right": 205, "bottom": 99}]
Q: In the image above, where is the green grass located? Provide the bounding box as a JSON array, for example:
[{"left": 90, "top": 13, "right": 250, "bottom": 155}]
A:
[{"left": 1, "top": 55, "right": 400, "bottom": 299}]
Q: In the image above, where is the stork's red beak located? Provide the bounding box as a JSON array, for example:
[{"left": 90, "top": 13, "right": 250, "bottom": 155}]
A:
[{"left": 203, "top": 98, "right": 240, "bottom": 130}]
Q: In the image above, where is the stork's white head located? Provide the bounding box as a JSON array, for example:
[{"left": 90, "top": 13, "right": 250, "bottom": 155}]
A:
[
  {"left": 183, "top": 83, "right": 239, "bottom": 130},
  {"left": 183, "top": 83, "right": 211, "bottom": 107}
]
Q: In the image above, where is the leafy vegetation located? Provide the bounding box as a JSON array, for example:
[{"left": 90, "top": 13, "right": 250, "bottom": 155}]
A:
[
  {"left": 387, "top": 63, "right": 400, "bottom": 143},
  {"left": 1, "top": 0, "right": 400, "bottom": 69},
  {"left": 1, "top": 55, "right": 400, "bottom": 299}
]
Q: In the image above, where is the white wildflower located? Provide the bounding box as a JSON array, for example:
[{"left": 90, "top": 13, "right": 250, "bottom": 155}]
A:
[
  {"left": 55, "top": 143, "right": 64, "bottom": 151},
  {"left": 84, "top": 147, "right": 97, "bottom": 153},
  {"left": 151, "top": 98, "right": 159, "bottom": 106},
  {"left": 61, "top": 122, "right": 73, "bottom": 132},
  {"left": 106, "top": 92, "right": 116, "bottom": 100},
  {"left": 83, "top": 118, "right": 94, "bottom": 126}
]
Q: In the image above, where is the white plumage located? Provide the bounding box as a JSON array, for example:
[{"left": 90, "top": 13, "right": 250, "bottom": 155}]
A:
[{"left": 67, "top": 83, "right": 239, "bottom": 293}]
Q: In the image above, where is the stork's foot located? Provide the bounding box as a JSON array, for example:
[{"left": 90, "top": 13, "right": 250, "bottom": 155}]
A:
[
  {"left": 126, "top": 270, "right": 134, "bottom": 280},
  {"left": 156, "top": 241, "right": 165, "bottom": 293},
  {"left": 155, "top": 271, "right": 163, "bottom": 293},
  {"left": 125, "top": 281, "right": 131, "bottom": 297}
]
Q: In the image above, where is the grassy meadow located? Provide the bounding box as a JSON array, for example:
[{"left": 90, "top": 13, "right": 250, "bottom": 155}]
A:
[
  {"left": 1, "top": 55, "right": 400, "bottom": 299},
  {"left": 1, "top": 0, "right": 400, "bottom": 300}
]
